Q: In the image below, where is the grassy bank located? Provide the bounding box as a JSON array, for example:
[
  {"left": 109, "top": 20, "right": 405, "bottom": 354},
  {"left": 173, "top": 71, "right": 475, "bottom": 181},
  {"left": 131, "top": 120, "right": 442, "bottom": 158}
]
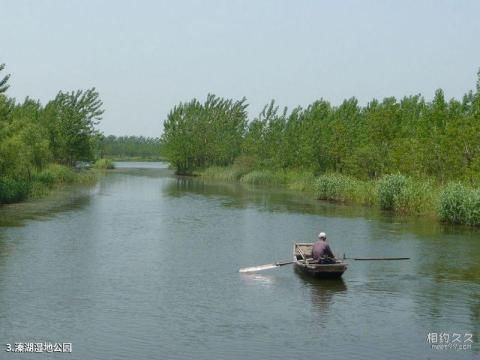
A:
[
  {"left": 0, "top": 164, "right": 98, "bottom": 204},
  {"left": 198, "top": 166, "right": 480, "bottom": 226}
]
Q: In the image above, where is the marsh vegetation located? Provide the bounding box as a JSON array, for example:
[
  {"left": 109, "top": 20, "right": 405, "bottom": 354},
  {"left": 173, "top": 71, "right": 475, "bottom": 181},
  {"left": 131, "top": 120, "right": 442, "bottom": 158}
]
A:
[{"left": 162, "top": 71, "right": 480, "bottom": 225}]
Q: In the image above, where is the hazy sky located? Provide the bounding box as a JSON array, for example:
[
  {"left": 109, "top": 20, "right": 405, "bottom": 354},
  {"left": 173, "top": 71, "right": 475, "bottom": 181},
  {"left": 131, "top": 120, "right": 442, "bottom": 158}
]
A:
[{"left": 2, "top": 0, "right": 479, "bottom": 136}]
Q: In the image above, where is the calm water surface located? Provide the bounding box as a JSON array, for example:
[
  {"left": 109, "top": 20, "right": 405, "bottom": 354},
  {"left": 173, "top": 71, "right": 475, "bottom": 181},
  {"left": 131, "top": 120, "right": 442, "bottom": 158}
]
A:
[{"left": 0, "top": 162, "right": 478, "bottom": 359}]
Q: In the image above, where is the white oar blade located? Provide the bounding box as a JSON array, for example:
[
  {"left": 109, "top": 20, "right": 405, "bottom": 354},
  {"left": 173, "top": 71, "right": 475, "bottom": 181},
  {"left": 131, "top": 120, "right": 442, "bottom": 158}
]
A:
[{"left": 239, "top": 263, "right": 278, "bottom": 273}]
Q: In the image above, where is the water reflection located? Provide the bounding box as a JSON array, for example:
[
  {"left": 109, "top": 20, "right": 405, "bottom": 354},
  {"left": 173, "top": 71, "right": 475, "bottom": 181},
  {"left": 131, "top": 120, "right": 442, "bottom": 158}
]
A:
[
  {"left": 113, "top": 161, "right": 169, "bottom": 169},
  {"left": 0, "top": 186, "right": 95, "bottom": 227},
  {"left": 166, "top": 177, "right": 380, "bottom": 220},
  {"left": 295, "top": 268, "right": 347, "bottom": 319}
]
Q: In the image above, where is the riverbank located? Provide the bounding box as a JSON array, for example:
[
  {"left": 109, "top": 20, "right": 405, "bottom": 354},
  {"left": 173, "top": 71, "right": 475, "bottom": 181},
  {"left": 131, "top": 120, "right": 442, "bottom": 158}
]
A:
[
  {"left": 198, "top": 166, "right": 480, "bottom": 226},
  {"left": 0, "top": 164, "right": 98, "bottom": 205}
]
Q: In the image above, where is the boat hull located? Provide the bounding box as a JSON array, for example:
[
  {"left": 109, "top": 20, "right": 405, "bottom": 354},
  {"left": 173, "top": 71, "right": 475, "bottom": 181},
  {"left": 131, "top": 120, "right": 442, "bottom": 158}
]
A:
[{"left": 294, "top": 262, "right": 346, "bottom": 278}]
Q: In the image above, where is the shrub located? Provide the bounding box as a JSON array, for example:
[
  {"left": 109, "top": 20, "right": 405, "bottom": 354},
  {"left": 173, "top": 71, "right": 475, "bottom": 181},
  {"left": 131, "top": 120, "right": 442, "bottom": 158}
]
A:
[
  {"left": 438, "top": 183, "right": 469, "bottom": 224},
  {"left": 393, "top": 179, "right": 437, "bottom": 215},
  {"left": 378, "top": 174, "right": 408, "bottom": 210},
  {"left": 314, "top": 173, "right": 358, "bottom": 202},
  {"left": 33, "top": 168, "right": 56, "bottom": 186},
  {"left": 46, "top": 164, "right": 76, "bottom": 183},
  {"left": 93, "top": 158, "right": 114, "bottom": 169},
  {"left": 468, "top": 189, "right": 480, "bottom": 226},
  {"left": 438, "top": 183, "right": 480, "bottom": 225},
  {"left": 0, "top": 177, "right": 31, "bottom": 204}
]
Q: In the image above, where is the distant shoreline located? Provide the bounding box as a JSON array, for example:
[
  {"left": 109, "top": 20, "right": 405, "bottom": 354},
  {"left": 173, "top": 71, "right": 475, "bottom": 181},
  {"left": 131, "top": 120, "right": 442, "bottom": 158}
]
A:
[{"left": 106, "top": 156, "right": 167, "bottom": 162}]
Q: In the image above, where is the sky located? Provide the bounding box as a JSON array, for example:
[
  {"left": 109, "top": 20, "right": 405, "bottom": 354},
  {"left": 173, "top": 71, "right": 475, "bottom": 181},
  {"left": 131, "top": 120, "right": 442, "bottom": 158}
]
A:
[{"left": 1, "top": 0, "right": 479, "bottom": 136}]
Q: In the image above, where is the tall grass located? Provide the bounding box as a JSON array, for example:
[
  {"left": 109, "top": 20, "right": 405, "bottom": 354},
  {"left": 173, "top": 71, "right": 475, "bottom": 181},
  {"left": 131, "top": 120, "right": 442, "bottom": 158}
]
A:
[
  {"left": 378, "top": 174, "right": 407, "bottom": 210},
  {"left": 201, "top": 166, "right": 317, "bottom": 192},
  {"left": 393, "top": 179, "right": 437, "bottom": 215},
  {"left": 240, "top": 170, "right": 279, "bottom": 185},
  {"left": 313, "top": 173, "right": 378, "bottom": 205},
  {"left": 283, "top": 170, "right": 316, "bottom": 192},
  {"left": 438, "top": 183, "right": 480, "bottom": 226},
  {"left": 314, "top": 173, "right": 359, "bottom": 202},
  {"left": 200, "top": 165, "right": 480, "bottom": 226},
  {"left": 93, "top": 158, "right": 115, "bottom": 169},
  {"left": 377, "top": 174, "right": 437, "bottom": 214},
  {"left": 200, "top": 166, "right": 243, "bottom": 181},
  {"left": 33, "top": 164, "right": 77, "bottom": 184}
]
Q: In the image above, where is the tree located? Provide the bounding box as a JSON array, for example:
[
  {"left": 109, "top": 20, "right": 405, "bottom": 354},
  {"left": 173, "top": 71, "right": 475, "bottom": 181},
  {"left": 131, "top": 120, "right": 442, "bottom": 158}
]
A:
[
  {"left": 162, "top": 94, "right": 247, "bottom": 174},
  {"left": 44, "top": 88, "right": 104, "bottom": 165},
  {"left": 0, "top": 63, "right": 10, "bottom": 94}
]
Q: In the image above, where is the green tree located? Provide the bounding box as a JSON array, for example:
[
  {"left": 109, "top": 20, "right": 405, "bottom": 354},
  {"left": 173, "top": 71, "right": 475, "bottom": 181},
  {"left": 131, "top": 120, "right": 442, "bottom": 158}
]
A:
[
  {"left": 162, "top": 94, "right": 247, "bottom": 174},
  {"left": 44, "top": 88, "right": 104, "bottom": 165},
  {"left": 0, "top": 63, "right": 10, "bottom": 94}
]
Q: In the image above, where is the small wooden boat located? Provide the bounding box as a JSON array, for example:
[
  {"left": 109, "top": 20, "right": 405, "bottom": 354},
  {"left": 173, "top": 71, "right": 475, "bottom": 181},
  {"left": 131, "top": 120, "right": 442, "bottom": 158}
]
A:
[{"left": 293, "top": 242, "right": 347, "bottom": 278}]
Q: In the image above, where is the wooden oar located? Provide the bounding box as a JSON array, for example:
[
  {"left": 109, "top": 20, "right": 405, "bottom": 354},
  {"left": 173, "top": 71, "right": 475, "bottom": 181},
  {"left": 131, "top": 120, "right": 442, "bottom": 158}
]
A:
[
  {"left": 239, "top": 261, "right": 294, "bottom": 273},
  {"left": 342, "top": 254, "right": 410, "bottom": 261}
]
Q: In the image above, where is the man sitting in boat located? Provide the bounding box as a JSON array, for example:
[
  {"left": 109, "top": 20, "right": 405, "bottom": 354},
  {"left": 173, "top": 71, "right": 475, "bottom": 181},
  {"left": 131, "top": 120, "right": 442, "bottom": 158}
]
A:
[{"left": 312, "top": 232, "right": 336, "bottom": 264}]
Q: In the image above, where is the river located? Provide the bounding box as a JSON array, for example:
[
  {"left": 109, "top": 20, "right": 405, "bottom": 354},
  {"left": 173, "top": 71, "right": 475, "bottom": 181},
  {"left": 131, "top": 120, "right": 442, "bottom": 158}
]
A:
[{"left": 0, "top": 162, "right": 478, "bottom": 359}]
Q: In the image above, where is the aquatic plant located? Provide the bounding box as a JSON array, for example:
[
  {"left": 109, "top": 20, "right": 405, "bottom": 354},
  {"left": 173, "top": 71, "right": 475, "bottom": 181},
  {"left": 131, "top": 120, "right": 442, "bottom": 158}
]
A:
[
  {"left": 314, "top": 173, "right": 359, "bottom": 202},
  {"left": 0, "top": 177, "right": 31, "bottom": 203},
  {"left": 93, "top": 158, "right": 115, "bottom": 169},
  {"left": 378, "top": 174, "right": 408, "bottom": 210},
  {"left": 200, "top": 166, "right": 242, "bottom": 182},
  {"left": 438, "top": 183, "right": 480, "bottom": 225},
  {"left": 240, "top": 170, "right": 279, "bottom": 185}
]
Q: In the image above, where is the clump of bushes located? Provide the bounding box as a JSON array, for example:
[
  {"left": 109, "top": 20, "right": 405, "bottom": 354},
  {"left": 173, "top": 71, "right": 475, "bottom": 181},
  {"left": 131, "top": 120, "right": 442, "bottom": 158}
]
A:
[
  {"left": 378, "top": 174, "right": 437, "bottom": 214},
  {"left": 378, "top": 174, "right": 407, "bottom": 210},
  {"left": 314, "top": 174, "right": 377, "bottom": 206},
  {"left": 394, "top": 179, "right": 436, "bottom": 215},
  {"left": 32, "top": 164, "right": 76, "bottom": 186},
  {"left": 47, "top": 164, "right": 77, "bottom": 183},
  {"left": 438, "top": 183, "right": 480, "bottom": 225},
  {"left": 33, "top": 168, "right": 56, "bottom": 186},
  {"left": 0, "top": 177, "right": 31, "bottom": 204},
  {"left": 93, "top": 158, "right": 115, "bottom": 169},
  {"left": 314, "top": 173, "right": 360, "bottom": 202}
]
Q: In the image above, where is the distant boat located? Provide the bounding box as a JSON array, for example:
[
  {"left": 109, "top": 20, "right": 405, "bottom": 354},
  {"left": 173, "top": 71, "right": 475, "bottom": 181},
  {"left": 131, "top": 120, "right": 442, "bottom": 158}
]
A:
[{"left": 293, "top": 243, "right": 347, "bottom": 278}]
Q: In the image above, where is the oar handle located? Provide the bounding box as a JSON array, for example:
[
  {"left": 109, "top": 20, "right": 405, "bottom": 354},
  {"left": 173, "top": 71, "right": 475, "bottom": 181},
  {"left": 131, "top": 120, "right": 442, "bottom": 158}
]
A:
[{"left": 344, "top": 257, "right": 410, "bottom": 261}]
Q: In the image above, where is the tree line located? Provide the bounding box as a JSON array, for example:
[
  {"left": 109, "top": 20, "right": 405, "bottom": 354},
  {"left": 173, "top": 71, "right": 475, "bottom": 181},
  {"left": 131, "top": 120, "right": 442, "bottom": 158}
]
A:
[
  {"left": 162, "top": 71, "right": 480, "bottom": 185},
  {"left": 100, "top": 135, "right": 163, "bottom": 160},
  {"left": 0, "top": 63, "right": 104, "bottom": 203}
]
